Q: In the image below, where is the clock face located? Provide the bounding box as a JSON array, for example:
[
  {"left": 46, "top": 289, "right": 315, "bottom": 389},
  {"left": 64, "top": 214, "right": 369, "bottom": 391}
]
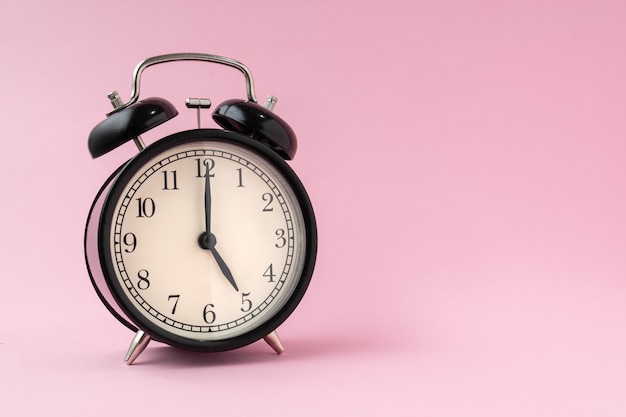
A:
[{"left": 99, "top": 130, "right": 315, "bottom": 350}]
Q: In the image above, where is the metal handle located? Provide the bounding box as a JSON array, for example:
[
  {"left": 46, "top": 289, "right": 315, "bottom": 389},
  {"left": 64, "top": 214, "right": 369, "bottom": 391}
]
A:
[{"left": 107, "top": 53, "right": 258, "bottom": 115}]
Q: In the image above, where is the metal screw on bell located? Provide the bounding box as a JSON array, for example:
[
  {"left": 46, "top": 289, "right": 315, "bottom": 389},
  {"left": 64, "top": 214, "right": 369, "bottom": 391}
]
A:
[
  {"left": 264, "top": 95, "right": 278, "bottom": 111},
  {"left": 107, "top": 91, "right": 124, "bottom": 109}
]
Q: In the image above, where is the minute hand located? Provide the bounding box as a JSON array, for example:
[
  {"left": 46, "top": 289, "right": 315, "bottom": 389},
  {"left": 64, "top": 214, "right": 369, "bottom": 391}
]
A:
[
  {"left": 204, "top": 163, "right": 212, "bottom": 236},
  {"left": 202, "top": 165, "right": 239, "bottom": 292}
]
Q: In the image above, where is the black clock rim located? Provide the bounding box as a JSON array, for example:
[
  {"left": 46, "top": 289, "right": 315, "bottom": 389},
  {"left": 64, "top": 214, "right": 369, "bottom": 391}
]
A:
[
  {"left": 85, "top": 164, "right": 140, "bottom": 333},
  {"left": 98, "top": 128, "right": 317, "bottom": 352}
]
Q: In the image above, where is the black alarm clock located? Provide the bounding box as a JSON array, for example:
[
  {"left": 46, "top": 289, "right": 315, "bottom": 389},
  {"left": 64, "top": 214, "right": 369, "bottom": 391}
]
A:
[{"left": 84, "top": 53, "right": 317, "bottom": 364}]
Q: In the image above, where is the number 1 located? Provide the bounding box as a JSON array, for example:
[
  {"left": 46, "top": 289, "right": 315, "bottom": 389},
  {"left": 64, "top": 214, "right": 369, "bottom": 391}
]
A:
[{"left": 237, "top": 168, "right": 244, "bottom": 187}]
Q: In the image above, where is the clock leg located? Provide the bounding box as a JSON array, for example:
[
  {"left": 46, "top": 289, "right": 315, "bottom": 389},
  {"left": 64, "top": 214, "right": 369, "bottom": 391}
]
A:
[
  {"left": 124, "top": 330, "right": 151, "bottom": 365},
  {"left": 263, "top": 330, "right": 285, "bottom": 354}
]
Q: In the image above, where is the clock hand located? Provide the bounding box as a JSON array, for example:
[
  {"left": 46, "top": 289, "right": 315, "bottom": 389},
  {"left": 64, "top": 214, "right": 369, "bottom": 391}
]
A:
[
  {"left": 205, "top": 233, "right": 239, "bottom": 291},
  {"left": 204, "top": 161, "right": 212, "bottom": 237},
  {"left": 200, "top": 167, "right": 238, "bottom": 292}
]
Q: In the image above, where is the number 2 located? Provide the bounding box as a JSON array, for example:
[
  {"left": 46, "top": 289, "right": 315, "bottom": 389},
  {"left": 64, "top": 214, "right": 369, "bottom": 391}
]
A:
[{"left": 262, "top": 193, "right": 274, "bottom": 212}]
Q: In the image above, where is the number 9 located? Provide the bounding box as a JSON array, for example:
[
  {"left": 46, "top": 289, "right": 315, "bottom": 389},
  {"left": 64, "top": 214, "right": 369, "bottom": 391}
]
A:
[{"left": 123, "top": 232, "right": 137, "bottom": 253}]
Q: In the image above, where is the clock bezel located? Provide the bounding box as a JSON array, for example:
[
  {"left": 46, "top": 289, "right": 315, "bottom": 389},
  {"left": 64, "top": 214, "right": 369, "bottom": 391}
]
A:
[{"left": 97, "top": 128, "right": 317, "bottom": 352}]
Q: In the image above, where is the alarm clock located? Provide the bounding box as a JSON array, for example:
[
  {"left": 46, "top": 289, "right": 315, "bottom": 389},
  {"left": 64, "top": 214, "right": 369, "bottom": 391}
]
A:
[{"left": 84, "top": 53, "right": 317, "bottom": 364}]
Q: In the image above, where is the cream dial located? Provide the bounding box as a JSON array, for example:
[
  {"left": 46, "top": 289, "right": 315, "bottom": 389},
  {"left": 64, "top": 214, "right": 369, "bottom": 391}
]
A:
[{"left": 107, "top": 140, "right": 306, "bottom": 342}]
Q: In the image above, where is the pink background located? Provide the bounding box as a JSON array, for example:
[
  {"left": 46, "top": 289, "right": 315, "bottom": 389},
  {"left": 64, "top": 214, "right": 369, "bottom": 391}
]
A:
[{"left": 2, "top": 0, "right": 626, "bottom": 415}]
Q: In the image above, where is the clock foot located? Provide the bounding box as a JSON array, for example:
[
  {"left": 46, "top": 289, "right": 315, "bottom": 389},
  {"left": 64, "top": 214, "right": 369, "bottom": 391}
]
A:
[
  {"left": 124, "top": 330, "right": 151, "bottom": 365},
  {"left": 263, "top": 330, "right": 284, "bottom": 354}
]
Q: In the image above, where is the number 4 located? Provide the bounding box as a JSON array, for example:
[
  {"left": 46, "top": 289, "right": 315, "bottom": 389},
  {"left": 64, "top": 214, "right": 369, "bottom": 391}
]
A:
[{"left": 263, "top": 264, "right": 275, "bottom": 282}]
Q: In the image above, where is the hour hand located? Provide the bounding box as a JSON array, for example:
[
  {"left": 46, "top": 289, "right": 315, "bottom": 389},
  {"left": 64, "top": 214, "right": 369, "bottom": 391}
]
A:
[
  {"left": 211, "top": 243, "right": 239, "bottom": 292},
  {"left": 200, "top": 232, "right": 239, "bottom": 292}
]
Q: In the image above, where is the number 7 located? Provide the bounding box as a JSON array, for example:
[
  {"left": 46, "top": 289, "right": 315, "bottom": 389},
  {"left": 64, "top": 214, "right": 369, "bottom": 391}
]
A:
[{"left": 168, "top": 295, "right": 180, "bottom": 314}]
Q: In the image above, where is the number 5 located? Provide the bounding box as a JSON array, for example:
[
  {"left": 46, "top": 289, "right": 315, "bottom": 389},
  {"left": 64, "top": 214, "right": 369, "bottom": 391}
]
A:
[{"left": 241, "top": 292, "right": 252, "bottom": 312}]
